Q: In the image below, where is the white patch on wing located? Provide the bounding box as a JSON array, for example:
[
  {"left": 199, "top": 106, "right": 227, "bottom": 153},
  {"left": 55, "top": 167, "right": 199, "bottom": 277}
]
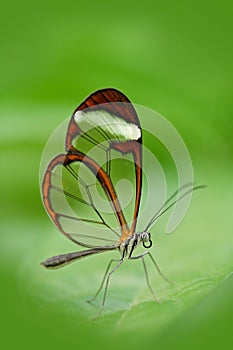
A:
[{"left": 74, "top": 109, "right": 141, "bottom": 141}]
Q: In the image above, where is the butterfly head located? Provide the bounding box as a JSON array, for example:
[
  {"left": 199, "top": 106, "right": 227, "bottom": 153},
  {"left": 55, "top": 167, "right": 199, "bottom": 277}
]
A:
[{"left": 141, "top": 231, "right": 152, "bottom": 248}]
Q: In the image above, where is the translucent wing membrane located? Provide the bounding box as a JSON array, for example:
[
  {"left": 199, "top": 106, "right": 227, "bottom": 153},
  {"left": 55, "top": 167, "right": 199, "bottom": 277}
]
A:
[
  {"left": 42, "top": 89, "right": 143, "bottom": 248},
  {"left": 43, "top": 154, "right": 121, "bottom": 248}
]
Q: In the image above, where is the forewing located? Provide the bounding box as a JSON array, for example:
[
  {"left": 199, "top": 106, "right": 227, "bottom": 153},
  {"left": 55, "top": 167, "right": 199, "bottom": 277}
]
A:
[
  {"left": 42, "top": 89, "right": 143, "bottom": 247},
  {"left": 66, "top": 89, "right": 143, "bottom": 240}
]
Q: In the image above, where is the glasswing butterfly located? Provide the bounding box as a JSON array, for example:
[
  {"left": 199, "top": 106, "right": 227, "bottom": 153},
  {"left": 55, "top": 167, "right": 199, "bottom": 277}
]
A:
[{"left": 41, "top": 88, "right": 203, "bottom": 315}]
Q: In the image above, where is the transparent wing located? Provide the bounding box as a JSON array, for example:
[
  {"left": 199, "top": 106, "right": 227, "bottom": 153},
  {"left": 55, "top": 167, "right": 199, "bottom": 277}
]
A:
[
  {"left": 66, "top": 89, "right": 143, "bottom": 239},
  {"left": 43, "top": 153, "right": 122, "bottom": 248},
  {"left": 42, "top": 89, "right": 143, "bottom": 248}
]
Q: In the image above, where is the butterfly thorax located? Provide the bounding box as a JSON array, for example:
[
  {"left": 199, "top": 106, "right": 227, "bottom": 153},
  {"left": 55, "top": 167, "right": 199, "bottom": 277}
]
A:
[{"left": 119, "top": 231, "right": 152, "bottom": 260}]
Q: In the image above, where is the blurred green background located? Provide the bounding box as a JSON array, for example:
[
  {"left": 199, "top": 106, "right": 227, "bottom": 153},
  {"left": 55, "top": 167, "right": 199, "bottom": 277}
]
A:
[{"left": 1, "top": 0, "right": 233, "bottom": 349}]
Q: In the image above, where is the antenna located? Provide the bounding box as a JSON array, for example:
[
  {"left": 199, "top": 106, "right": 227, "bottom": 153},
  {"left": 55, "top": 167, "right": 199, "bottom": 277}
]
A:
[{"left": 144, "top": 184, "right": 206, "bottom": 231}]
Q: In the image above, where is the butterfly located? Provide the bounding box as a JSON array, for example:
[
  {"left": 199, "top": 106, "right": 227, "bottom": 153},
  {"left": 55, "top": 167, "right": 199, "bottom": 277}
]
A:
[{"left": 41, "top": 88, "right": 203, "bottom": 315}]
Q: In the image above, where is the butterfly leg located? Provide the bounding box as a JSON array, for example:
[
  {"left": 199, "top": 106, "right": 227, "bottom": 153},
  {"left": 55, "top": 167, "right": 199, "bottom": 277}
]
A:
[
  {"left": 141, "top": 255, "right": 161, "bottom": 302},
  {"left": 147, "top": 252, "right": 173, "bottom": 286},
  {"left": 87, "top": 258, "right": 121, "bottom": 304},
  {"left": 130, "top": 252, "right": 160, "bottom": 302},
  {"left": 131, "top": 251, "right": 173, "bottom": 286},
  {"left": 96, "top": 259, "right": 123, "bottom": 317}
]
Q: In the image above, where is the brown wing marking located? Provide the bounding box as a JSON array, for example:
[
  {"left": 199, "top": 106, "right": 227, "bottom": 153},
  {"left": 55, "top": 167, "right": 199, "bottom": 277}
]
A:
[
  {"left": 65, "top": 88, "right": 142, "bottom": 152},
  {"left": 42, "top": 151, "right": 131, "bottom": 242},
  {"left": 113, "top": 140, "right": 142, "bottom": 238}
]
